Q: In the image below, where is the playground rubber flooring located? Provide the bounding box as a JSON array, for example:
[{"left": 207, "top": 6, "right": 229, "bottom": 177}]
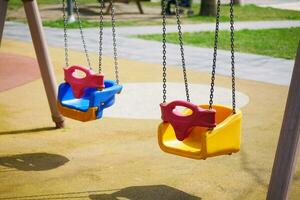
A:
[
  {"left": 0, "top": 39, "right": 299, "bottom": 200},
  {"left": 0, "top": 53, "right": 40, "bottom": 92}
]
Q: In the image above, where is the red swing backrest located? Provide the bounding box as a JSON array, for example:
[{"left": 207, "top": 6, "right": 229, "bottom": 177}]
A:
[
  {"left": 160, "top": 100, "right": 216, "bottom": 141},
  {"left": 64, "top": 65, "right": 105, "bottom": 98}
]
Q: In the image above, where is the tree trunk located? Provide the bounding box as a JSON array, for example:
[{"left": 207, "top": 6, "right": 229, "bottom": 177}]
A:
[
  {"left": 233, "top": 0, "right": 244, "bottom": 5},
  {"left": 199, "top": 0, "right": 216, "bottom": 16}
]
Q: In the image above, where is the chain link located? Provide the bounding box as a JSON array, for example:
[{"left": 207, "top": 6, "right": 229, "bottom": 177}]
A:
[
  {"left": 73, "top": 0, "right": 92, "bottom": 69},
  {"left": 110, "top": 0, "right": 120, "bottom": 84},
  {"left": 162, "top": 0, "right": 167, "bottom": 103},
  {"left": 174, "top": 0, "right": 190, "bottom": 102},
  {"left": 209, "top": 0, "right": 221, "bottom": 110},
  {"left": 98, "top": 0, "right": 104, "bottom": 74},
  {"left": 161, "top": 0, "right": 190, "bottom": 103},
  {"left": 230, "top": 0, "right": 236, "bottom": 114},
  {"left": 160, "top": 0, "right": 236, "bottom": 111},
  {"left": 62, "top": 0, "right": 69, "bottom": 68}
]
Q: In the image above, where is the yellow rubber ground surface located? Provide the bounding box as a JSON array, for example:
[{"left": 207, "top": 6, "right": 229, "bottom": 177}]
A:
[{"left": 0, "top": 39, "right": 299, "bottom": 200}]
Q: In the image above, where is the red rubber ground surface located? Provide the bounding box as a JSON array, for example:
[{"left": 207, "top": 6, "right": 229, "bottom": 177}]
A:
[{"left": 0, "top": 53, "right": 40, "bottom": 92}]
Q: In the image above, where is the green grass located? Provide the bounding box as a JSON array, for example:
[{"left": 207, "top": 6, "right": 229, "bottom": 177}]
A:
[
  {"left": 8, "top": 1, "right": 300, "bottom": 28},
  {"left": 40, "top": 4, "right": 300, "bottom": 28},
  {"left": 189, "top": 4, "right": 300, "bottom": 22},
  {"left": 43, "top": 19, "right": 138, "bottom": 28},
  {"left": 136, "top": 27, "right": 300, "bottom": 59}
]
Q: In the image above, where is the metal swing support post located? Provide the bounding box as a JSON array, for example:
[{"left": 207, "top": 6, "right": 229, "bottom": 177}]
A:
[
  {"left": 267, "top": 41, "right": 300, "bottom": 200},
  {"left": 0, "top": 0, "right": 65, "bottom": 128},
  {"left": 0, "top": 0, "right": 8, "bottom": 46}
]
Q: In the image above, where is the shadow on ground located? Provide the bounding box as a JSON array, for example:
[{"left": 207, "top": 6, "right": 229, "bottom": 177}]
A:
[
  {"left": 0, "top": 185, "right": 200, "bottom": 200},
  {"left": 240, "top": 149, "right": 268, "bottom": 187},
  {"left": 234, "top": 148, "right": 270, "bottom": 200},
  {"left": 0, "top": 153, "right": 69, "bottom": 171},
  {"left": 89, "top": 185, "right": 201, "bottom": 200},
  {"left": 0, "top": 127, "right": 57, "bottom": 135}
]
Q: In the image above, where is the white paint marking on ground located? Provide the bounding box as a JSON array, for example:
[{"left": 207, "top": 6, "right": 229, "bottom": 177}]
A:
[{"left": 105, "top": 82, "right": 249, "bottom": 119}]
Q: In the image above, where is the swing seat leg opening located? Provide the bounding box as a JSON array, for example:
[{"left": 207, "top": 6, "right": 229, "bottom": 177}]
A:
[
  {"left": 57, "top": 102, "right": 98, "bottom": 122},
  {"left": 158, "top": 104, "right": 242, "bottom": 160}
]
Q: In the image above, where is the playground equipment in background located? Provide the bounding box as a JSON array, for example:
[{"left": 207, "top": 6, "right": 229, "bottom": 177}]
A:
[
  {"left": 101, "top": 0, "right": 150, "bottom": 15},
  {"left": 157, "top": 0, "right": 242, "bottom": 160},
  {"left": 66, "top": 0, "right": 150, "bottom": 21},
  {"left": 164, "top": 0, "right": 194, "bottom": 16},
  {"left": 57, "top": 0, "right": 122, "bottom": 122}
]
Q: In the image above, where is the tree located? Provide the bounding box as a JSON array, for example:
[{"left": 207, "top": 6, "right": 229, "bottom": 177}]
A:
[
  {"left": 199, "top": 0, "right": 243, "bottom": 17},
  {"left": 233, "top": 0, "right": 244, "bottom": 5},
  {"left": 199, "top": 0, "right": 216, "bottom": 16}
]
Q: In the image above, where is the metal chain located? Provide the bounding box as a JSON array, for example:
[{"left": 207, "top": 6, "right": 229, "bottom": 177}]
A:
[
  {"left": 110, "top": 0, "right": 120, "bottom": 84},
  {"left": 161, "top": 0, "right": 190, "bottom": 103},
  {"left": 230, "top": 0, "right": 236, "bottom": 114},
  {"left": 98, "top": 0, "right": 104, "bottom": 74},
  {"left": 174, "top": 0, "right": 190, "bottom": 102},
  {"left": 62, "top": 0, "right": 69, "bottom": 68},
  {"left": 209, "top": 0, "right": 221, "bottom": 110},
  {"left": 162, "top": 0, "right": 167, "bottom": 103},
  {"left": 73, "top": 0, "right": 92, "bottom": 69}
]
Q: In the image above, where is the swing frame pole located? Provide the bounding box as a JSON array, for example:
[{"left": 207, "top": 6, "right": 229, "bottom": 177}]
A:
[
  {"left": 22, "top": 0, "right": 65, "bottom": 128},
  {"left": 0, "top": 0, "right": 8, "bottom": 46},
  {"left": 267, "top": 41, "right": 300, "bottom": 200}
]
